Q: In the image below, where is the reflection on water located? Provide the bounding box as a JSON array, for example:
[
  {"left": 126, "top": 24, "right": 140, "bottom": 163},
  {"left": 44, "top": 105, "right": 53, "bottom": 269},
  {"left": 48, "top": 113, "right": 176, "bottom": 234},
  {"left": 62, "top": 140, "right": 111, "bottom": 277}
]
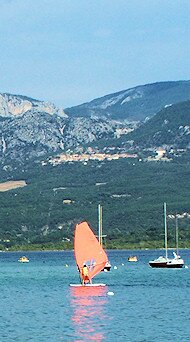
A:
[{"left": 70, "top": 286, "right": 108, "bottom": 341}]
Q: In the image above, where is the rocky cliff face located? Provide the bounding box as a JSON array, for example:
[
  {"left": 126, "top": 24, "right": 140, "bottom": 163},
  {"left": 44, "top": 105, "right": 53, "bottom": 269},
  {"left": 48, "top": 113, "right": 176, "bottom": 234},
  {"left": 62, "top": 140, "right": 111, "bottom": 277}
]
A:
[
  {"left": 2, "top": 86, "right": 189, "bottom": 166},
  {"left": 0, "top": 93, "right": 67, "bottom": 118},
  {"left": 0, "top": 94, "right": 123, "bottom": 163}
]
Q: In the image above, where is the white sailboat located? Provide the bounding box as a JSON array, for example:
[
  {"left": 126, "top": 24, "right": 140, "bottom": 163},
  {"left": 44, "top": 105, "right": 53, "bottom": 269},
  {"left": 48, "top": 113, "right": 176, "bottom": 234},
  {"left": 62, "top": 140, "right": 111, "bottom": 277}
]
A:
[
  {"left": 98, "top": 204, "right": 111, "bottom": 272},
  {"left": 149, "top": 203, "right": 184, "bottom": 268}
]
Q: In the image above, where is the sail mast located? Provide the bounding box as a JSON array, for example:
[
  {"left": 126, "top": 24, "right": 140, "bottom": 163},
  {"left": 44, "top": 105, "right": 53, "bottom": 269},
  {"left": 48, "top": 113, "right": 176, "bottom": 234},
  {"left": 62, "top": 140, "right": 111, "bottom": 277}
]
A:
[
  {"left": 98, "top": 204, "right": 103, "bottom": 246},
  {"left": 175, "top": 214, "right": 179, "bottom": 255},
  {"left": 164, "top": 202, "right": 168, "bottom": 259}
]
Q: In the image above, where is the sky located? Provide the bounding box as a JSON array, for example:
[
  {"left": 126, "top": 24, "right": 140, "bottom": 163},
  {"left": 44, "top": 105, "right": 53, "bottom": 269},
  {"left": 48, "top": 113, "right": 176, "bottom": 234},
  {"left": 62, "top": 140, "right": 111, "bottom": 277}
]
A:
[{"left": 0, "top": 0, "right": 190, "bottom": 108}]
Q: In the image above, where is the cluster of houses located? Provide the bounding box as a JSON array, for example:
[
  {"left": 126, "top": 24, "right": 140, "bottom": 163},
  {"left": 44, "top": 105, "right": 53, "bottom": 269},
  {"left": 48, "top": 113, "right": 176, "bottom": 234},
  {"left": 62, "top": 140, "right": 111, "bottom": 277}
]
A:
[
  {"left": 42, "top": 151, "right": 137, "bottom": 166},
  {"left": 146, "top": 147, "right": 187, "bottom": 162},
  {"left": 41, "top": 144, "right": 187, "bottom": 166}
]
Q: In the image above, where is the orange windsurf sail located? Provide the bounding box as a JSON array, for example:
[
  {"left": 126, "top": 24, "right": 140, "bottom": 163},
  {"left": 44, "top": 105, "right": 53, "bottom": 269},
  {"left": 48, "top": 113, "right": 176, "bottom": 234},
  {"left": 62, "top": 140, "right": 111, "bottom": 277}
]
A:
[{"left": 74, "top": 221, "right": 108, "bottom": 280}]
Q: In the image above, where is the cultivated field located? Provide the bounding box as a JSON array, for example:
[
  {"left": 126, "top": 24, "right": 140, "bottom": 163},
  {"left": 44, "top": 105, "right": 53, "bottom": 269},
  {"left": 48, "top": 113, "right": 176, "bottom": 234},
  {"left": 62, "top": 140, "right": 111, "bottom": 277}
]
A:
[{"left": 0, "top": 180, "right": 27, "bottom": 192}]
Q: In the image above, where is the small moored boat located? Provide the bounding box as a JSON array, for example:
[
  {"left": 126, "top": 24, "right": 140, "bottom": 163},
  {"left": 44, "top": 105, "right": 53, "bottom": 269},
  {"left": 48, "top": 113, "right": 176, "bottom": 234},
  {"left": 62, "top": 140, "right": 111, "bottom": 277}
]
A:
[
  {"left": 149, "top": 203, "right": 184, "bottom": 268},
  {"left": 149, "top": 252, "right": 184, "bottom": 268},
  {"left": 103, "top": 261, "right": 111, "bottom": 271},
  {"left": 128, "top": 256, "right": 138, "bottom": 262},
  {"left": 18, "top": 256, "right": 29, "bottom": 263}
]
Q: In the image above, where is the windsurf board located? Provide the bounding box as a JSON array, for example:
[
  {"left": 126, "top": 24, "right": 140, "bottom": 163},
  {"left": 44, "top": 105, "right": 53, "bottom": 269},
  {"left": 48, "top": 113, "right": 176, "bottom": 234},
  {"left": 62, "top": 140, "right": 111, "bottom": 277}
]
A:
[{"left": 69, "top": 283, "right": 106, "bottom": 287}]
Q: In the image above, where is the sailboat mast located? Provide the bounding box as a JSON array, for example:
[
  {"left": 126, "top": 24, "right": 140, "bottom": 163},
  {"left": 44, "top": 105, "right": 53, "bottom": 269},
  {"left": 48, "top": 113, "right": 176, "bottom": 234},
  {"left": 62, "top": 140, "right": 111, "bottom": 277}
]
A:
[
  {"left": 164, "top": 202, "right": 168, "bottom": 259},
  {"left": 98, "top": 204, "right": 103, "bottom": 246},
  {"left": 175, "top": 214, "right": 179, "bottom": 255}
]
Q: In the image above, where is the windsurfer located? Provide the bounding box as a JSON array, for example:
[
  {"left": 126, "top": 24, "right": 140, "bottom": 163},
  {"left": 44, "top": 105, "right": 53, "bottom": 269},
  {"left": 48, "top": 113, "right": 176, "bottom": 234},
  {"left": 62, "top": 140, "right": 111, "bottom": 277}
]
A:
[{"left": 81, "top": 264, "right": 92, "bottom": 286}]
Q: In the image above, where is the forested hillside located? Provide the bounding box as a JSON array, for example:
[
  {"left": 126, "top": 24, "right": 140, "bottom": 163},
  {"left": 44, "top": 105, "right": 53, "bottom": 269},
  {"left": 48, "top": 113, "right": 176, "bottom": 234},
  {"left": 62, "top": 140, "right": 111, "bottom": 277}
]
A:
[
  {"left": 0, "top": 157, "right": 190, "bottom": 250},
  {"left": 128, "top": 100, "right": 190, "bottom": 148}
]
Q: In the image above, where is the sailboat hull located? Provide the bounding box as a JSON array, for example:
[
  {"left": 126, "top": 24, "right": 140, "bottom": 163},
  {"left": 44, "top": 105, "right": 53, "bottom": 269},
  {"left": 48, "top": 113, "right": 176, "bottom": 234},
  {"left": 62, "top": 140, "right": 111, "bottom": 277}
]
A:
[
  {"left": 149, "top": 260, "right": 184, "bottom": 268},
  {"left": 149, "top": 261, "right": 168, "bottom": 268},
  {"left": 166, "top": 263, "right": 184, "bottom": 268}
]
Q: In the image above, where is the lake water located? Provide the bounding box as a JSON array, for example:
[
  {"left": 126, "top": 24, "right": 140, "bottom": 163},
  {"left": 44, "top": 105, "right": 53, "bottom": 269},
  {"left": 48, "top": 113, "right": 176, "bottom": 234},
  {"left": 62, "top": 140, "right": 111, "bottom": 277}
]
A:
[{"left": 0, "top": 249, "right": 190, "bottom": 341}]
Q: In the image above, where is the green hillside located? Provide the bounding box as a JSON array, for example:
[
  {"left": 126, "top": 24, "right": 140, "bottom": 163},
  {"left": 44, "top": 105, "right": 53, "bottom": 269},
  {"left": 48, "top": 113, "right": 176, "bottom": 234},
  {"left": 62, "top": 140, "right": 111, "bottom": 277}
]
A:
[
  {"left": 81, "top": 100, "right": 190, "bottom": 155},
  {"left": 0, "top": 157, "right": 190, "bottom": 250},
  {"left": 128, "top": 100, "right": 190, "bottom": 148}
]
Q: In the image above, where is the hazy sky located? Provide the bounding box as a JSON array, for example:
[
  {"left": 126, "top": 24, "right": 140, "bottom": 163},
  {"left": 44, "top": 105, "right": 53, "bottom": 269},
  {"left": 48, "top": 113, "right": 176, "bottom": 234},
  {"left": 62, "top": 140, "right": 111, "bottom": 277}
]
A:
[{"left": 0, "top": 0, "right": 190, "bottom": 108}]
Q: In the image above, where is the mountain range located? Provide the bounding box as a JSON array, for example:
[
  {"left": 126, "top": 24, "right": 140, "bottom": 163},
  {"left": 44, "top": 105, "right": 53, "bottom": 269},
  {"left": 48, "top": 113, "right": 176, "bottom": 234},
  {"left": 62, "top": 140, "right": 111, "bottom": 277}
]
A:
[
  {"left": 65, "top": 80, "right": 190, "bottom": 121},
  {"left": 1, "top": 80, "right": 190, "bottom": 165}
]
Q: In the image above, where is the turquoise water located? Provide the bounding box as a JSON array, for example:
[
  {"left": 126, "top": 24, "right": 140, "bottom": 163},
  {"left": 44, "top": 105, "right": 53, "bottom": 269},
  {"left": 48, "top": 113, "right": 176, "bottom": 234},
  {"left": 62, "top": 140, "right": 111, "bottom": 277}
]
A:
[{"left": 0, "top": 249, "right": 190, "bottom": 341}]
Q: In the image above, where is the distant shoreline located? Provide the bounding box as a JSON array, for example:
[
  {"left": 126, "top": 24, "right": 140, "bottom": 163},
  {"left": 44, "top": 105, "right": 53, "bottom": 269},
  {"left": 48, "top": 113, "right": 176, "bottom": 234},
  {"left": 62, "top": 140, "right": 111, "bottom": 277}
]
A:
[
  {"left": 1, "top": 247, "right": 189, "bottom": 253},
  {"left": 1, "top": 239, "right": 189, "bottom": 253}
]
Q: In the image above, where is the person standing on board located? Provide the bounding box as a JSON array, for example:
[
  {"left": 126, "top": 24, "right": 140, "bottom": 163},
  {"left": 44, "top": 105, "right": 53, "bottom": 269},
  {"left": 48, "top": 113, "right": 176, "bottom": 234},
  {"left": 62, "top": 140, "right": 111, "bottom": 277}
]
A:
[{"left": 81, "top": 264, "right": 92, "bottom": 286}]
